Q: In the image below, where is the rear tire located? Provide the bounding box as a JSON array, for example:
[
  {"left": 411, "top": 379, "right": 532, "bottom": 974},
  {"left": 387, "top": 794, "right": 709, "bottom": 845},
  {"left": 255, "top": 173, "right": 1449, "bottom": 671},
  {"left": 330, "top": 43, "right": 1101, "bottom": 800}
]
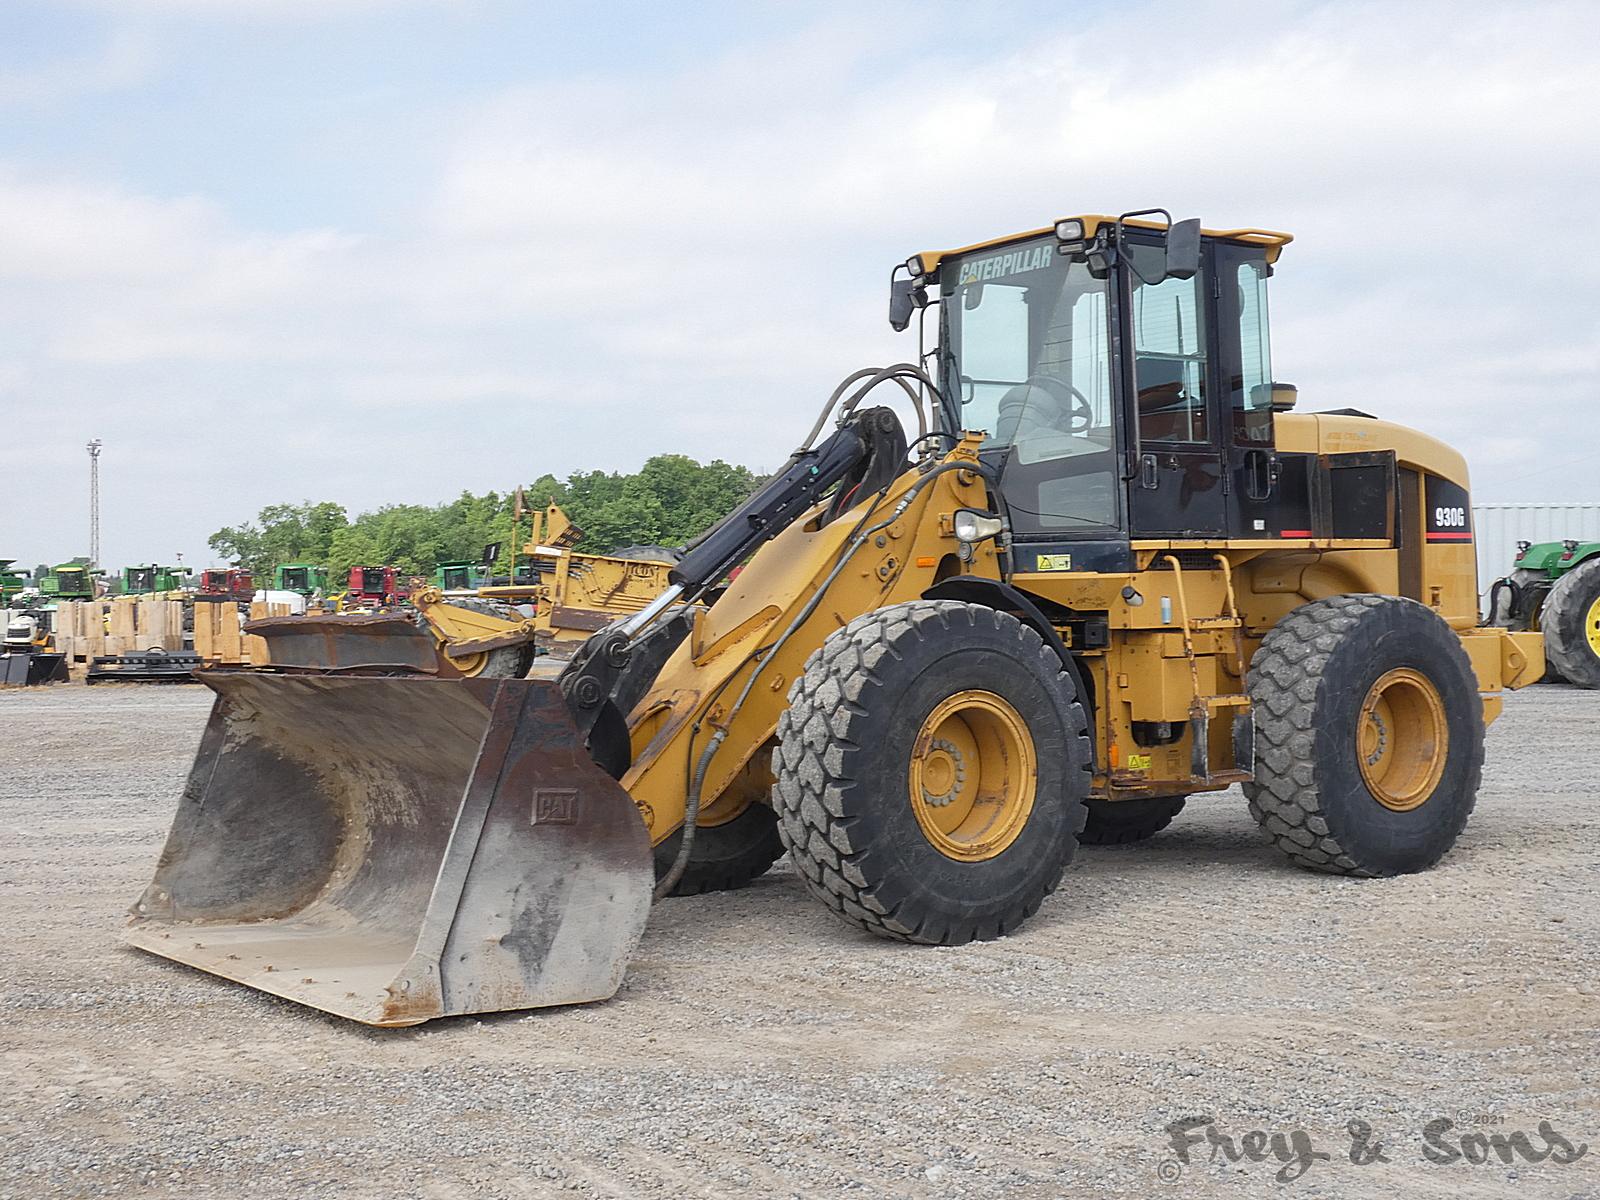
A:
[
  {"left": 1080, "top": 796, "right": 1186, "bottom": 845},
  {"left": 773, "top": 600, "right": 1091, "bottom": 945},
  {"left": 1541, "top": 558, "right": 1600, "bottom": 689},
  {"left": 1244, "top": 594, "right": 1484, "bottom": 876}
]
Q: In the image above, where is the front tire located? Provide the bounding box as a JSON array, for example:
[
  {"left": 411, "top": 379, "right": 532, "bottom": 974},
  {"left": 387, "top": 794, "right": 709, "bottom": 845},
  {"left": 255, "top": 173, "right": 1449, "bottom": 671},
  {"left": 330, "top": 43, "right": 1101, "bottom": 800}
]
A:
[
  {"left": 772, "top": 601, "right": 1091, "bottom": 945},
  {"left": 1541, "top": 558, "right": 1600, "bottom": 689},
  {"left": 1244, "top": 594, "right": 1484, "bottom": 876},
  {"left": 653, "top": 803, "right": 784, "bottom": 897}
]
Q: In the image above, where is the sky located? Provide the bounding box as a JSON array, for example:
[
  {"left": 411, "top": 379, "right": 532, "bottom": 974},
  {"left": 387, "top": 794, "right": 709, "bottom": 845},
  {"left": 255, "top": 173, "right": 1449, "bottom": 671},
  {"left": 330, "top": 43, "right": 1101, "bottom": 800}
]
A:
[{"left": 3, "top": 0, "right": 1598, "bottom": 571}]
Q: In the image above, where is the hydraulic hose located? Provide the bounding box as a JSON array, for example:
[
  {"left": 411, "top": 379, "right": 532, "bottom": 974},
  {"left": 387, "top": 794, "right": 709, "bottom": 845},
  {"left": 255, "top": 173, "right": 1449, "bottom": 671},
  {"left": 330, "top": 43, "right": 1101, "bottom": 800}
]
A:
[
  {"left": 799, "top": 364, "right": 933, "bottom": 451},
  {"left": 653, "top": 457, "right": 1000, "bottom": 899}
]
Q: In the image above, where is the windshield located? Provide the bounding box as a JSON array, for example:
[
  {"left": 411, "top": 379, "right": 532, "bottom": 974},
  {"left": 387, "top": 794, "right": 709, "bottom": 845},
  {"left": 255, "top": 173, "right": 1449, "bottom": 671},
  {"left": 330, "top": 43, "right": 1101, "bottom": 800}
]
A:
[{"left": 940, "top": 236, "right": 1119, "bottom": 533}]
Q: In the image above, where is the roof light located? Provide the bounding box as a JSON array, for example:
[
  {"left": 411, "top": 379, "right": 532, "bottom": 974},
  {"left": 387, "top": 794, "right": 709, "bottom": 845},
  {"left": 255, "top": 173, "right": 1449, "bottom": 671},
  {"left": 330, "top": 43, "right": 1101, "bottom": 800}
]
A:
[
  {"left": 1054, "top": 218, "right": 1085, "bottom": 242},
  {"left": 906, "top": 255, "right": 926, "bottom": 277}
]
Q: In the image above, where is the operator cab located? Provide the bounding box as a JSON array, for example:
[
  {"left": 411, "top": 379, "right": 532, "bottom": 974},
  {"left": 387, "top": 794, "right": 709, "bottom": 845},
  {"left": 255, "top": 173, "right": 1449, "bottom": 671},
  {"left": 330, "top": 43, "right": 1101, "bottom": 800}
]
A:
[{"left": 901, "top": 212, "right": 1296, "bottom": 565}]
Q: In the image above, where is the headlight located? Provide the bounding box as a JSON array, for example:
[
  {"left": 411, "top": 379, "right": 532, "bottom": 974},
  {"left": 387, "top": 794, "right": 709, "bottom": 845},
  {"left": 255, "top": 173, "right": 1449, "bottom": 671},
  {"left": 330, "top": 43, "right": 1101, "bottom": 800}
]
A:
[
  {"left": 1516, "top": 540, "right": 1531, "bottom": 557},
  {"left": 1054, "top": 218, "right": 1085, "bottom": 242},
  {"left": 953, "top": 508, "right": 1004, "bottom": 544},
  {"left": 905, "top": 255, "right": 926, "bottom": 277}
]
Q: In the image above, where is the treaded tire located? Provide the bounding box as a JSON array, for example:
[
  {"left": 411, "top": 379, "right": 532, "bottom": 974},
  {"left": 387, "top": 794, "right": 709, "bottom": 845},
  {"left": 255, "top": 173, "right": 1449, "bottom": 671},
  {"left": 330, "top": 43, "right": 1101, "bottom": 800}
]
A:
[
  {"left": 448, "top": 599, "right": 534, "bottom": 678},
  {"left": 467, "top": 646, "right": 533, "bottom": 678},
  {"left": 1244, "top": 594, "right": 1484, "bottom": 876},
  {"left": 1488, "top": 568, "right": 1545, "bottom": 629},
  {"left": 1080, "top": 796, "right": 1186, "bottom": 845},
  {"left": 772, "top": 600, "right": 1091, "bottom": 945},
  {"left": 653, "top": 802, "right": 784, "bottom": 897},
  {"left": 1540, "top": 558, "right": 1600, "bottom": 689}
]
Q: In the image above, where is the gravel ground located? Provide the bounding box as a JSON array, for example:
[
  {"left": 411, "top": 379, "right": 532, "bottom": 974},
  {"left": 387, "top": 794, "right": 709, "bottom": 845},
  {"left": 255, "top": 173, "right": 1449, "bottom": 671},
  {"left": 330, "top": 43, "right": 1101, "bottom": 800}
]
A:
[{"left": 1, "top": 682, "right": 1597, "bottom": 1199}]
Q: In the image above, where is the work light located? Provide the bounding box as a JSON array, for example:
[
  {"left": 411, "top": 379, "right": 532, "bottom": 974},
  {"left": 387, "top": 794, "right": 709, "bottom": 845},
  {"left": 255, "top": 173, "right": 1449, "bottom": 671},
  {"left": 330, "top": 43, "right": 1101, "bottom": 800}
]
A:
[{"left": 953, "top": 508, "right": 1004, "bottom": 544}]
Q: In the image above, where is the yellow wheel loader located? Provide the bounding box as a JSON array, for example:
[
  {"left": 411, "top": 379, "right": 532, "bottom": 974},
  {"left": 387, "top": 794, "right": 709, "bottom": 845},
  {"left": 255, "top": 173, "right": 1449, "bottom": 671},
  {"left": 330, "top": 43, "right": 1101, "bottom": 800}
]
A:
[{"left": 127, "top": 210, "right": 1543, "bottom": 1026}]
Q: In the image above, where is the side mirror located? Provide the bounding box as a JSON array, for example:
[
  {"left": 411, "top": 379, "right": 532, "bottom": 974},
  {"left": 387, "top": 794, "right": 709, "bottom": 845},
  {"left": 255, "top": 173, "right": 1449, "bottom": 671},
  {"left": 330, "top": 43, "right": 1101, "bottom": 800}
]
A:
[
  {"left": 1114, "top": 209, "right": 1201, "bottom": 284},
  {"left": 1164, "top": 218, "right": 1201, "bottom": 281},
  {"left": 481, "top": 541, "right": 502, "bottom": 566},
  {"left": 889, "top": 278, "right": 917, "bottom": 332}
]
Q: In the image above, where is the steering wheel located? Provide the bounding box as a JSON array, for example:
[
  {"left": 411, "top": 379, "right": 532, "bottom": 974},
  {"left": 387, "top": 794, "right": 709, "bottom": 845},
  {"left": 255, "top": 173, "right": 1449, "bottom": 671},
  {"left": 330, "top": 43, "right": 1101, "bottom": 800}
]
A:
[{"left": 995, "top": 375, "right": 1094, "bottom": 440}]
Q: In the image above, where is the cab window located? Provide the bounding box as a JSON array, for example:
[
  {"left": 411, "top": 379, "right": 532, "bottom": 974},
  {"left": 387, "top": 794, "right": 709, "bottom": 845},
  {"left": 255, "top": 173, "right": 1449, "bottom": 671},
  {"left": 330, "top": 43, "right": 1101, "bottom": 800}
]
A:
[
  {"left": 942, "top": 237, "right": 1119, "bottom": 533},
  {"left": 1130, "top": 244, "right": 1209, "bottom": 444}
]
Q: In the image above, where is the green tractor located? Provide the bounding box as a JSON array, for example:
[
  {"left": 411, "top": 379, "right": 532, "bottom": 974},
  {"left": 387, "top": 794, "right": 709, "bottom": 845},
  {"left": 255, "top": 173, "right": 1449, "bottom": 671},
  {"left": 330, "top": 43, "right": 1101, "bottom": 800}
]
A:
[
  {"left": 432, "top": 560, "right": 490, "bottom": 591},
  {"left": 40, "top": 560, "right": 100, "bottom": 601},
  {"left": 1490, "top": 538, "right": 1600, "bottom": 687},
  {"left": 0, "top": 560, "right": 27, "bottom": 605},
  {"left": 273, "top": 564, "right": 330, "bottom": 597},
  {"left": 118, "top": 565, "right": 193, "bottom": 595}
]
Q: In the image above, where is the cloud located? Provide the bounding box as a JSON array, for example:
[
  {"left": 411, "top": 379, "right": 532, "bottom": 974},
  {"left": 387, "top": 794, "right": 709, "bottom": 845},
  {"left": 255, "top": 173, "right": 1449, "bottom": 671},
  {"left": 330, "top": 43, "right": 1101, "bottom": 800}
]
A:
[
  {"left": 56, "top": 0, "right": 457, "bottom": 17},
  {"left": 425, "top": 0, "right": 1600, "bottom": 489},
  {"left": 0, "top": 30, "right": 156, "bottom": 106},
  {"left": 5, "top": 0, "right": 1600, "bottom": 571}
]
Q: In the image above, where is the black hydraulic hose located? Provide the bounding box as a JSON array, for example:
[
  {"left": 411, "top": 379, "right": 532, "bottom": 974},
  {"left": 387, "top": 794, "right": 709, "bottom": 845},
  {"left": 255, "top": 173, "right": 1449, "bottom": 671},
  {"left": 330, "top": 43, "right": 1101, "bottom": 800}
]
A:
[
  {"left": 1485, "top": 576, "right": 1522, "bottom": 627},
  {"left": 668, "top": 420, "right": 874, "bottom": 594},
  {"left": 654, "top": 484, "right": 894, "bottom": 899},
  {"left": 653, "top": 458, "right": 999, "bottom": 900},
  {"left": 799, "top": 364, "right": 932, "bottom": 451}
]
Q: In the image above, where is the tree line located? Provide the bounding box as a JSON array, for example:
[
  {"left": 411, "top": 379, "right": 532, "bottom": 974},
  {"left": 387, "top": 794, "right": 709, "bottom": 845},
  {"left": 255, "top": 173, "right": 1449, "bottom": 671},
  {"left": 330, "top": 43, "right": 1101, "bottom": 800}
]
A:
[{"left": 207, "top": 454, "right": 764, "bottom": 578}]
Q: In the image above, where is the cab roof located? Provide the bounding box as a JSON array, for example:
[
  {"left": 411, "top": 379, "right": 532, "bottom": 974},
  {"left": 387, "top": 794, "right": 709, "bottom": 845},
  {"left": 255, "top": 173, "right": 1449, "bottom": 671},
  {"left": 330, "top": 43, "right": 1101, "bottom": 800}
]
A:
[{"left": 910, "top": 214, "right": 1293, "bottom": 278}]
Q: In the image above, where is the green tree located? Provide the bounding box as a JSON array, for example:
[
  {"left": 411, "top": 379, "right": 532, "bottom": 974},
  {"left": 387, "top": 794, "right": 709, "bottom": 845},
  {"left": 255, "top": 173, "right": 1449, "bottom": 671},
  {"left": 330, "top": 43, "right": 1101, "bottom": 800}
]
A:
[
  {"left": 209, "top": 501, "right": 348, "bottom": 575},
  {"left": 550, "top": 455, "right": 761, "bottom": 552},
  {"left": 206, "top": 457, "right": 763, "bottom": 584}
]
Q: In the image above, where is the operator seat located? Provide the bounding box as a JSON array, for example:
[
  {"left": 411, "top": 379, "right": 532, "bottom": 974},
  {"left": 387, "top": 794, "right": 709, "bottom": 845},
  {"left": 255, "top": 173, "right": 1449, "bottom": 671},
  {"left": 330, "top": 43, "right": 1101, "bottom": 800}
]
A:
[
  {"left": 1134, "top": 357, "right": 1191, "bottom": 442},
  {"left": 995, "top": 380, "right": 1071, "bottom": 445}
]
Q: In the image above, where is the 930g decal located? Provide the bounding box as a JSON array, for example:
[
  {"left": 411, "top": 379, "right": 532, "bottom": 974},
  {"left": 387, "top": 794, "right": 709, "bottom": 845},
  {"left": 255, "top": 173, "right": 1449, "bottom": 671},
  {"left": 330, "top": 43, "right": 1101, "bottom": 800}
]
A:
[{"left": 1425, "top": 476, "right": 1473, "bottom": 542}]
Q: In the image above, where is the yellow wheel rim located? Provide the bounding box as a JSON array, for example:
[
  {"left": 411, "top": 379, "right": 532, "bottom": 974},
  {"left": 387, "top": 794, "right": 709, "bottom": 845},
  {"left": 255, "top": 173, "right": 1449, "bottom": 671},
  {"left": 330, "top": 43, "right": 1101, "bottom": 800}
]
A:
[
  {"left": 451, "top": 651, "right": 491, "bottom": 678},
  {"left": 908, "top": 690, "right": 1036, "bottom": 861},
  {"left": 1357, "top": 668, "right": 1449, "bottom": 812},
  {"left": 1585, "top": 594, "right": 1600, "bottom": 657}
]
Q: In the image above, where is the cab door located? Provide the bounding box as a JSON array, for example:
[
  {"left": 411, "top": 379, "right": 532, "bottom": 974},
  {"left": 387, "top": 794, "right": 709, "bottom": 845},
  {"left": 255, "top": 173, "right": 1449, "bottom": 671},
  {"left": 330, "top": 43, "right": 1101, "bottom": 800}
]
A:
[
  {"left": 1122, "top": 239, "right": 1227, "bottom": 537},
  {"left": 1213, "top": 243, "right": 1287, "bottom": 537}
]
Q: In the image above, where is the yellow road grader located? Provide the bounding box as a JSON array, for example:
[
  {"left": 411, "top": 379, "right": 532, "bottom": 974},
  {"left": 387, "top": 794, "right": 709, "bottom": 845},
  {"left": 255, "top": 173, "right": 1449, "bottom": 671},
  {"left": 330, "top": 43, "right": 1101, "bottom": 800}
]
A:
[
  {"left": 127, "top": 211, "right": 1542, "bottom": 1025},
  {"left": 410, "top": 502, "right": 678, "bottom": 676},
  {"left": 246, "top": 503, "right": 676, "bottom": 679}
]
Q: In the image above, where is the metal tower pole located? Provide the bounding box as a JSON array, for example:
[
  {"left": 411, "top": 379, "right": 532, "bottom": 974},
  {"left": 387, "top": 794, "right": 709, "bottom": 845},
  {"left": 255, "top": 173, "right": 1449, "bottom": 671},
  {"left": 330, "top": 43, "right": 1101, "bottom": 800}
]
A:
[{"left": 87, "top": 438, "right": 103, "bottom": 568}]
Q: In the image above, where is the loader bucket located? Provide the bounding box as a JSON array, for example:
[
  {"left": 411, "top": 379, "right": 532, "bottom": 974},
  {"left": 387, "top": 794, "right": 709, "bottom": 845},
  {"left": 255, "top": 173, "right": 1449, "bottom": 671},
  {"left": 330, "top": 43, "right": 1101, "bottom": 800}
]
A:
[{"left": 124, "top": 672, "right": 652, "bottom": 1026}]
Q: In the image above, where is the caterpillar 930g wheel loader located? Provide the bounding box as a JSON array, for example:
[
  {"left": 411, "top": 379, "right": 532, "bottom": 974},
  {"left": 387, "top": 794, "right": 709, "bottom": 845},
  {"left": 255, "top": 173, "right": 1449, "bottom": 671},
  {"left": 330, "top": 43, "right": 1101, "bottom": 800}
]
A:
[{"left": 127, "top": 210, "right": 1543, "bottom": 1026}]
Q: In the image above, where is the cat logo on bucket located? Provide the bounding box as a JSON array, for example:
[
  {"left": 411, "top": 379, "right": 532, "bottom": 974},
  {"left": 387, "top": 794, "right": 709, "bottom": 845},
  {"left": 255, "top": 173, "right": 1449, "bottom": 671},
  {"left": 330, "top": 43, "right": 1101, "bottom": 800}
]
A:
[{"left": 533, "top": 788, "right": 578, "bottom": 825}]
